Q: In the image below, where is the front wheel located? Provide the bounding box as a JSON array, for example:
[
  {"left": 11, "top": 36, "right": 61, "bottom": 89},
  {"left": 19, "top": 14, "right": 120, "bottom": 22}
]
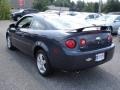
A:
[
  {"left": 7, "top": 36, "right": 15, "bottom": 50},
  {"left": 36, "top": 50, "right": 53, "bottom": 76}
]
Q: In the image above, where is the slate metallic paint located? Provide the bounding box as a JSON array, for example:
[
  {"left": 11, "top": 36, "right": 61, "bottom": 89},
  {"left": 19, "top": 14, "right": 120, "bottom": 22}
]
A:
[{"left": 6, "top": 14, "right": 115, "bottom": 71}]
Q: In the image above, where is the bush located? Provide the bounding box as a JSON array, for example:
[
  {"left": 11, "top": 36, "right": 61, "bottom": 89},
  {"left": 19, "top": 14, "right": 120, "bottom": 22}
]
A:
[
  {"left": 33, "top": 0, "right": 49, "bottom": 11},
  {"left": 0, "top": 0, "right": 10, "bottom": 20}
]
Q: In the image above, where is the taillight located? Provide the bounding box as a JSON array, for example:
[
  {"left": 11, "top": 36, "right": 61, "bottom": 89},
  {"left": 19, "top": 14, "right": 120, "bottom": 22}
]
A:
[
  {"left": 107, "top": 35, "right": 112, "bottom": 42},
  {"left": 65, "top": 39, "right": 76, "bottom": 49},
  {"left": 80, "top": 39, "right": 87, "bottom": 47}
]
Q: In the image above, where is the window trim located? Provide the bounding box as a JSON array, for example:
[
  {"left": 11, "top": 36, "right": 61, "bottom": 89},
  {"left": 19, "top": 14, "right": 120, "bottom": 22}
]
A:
[{"left": 16, "top": 16, "right": 33, "bottom": 29}]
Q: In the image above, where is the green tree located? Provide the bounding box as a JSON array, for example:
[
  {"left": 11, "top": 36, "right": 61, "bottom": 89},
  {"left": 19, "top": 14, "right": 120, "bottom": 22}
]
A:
[
  {"left": 83, "top": 2, "right": 94, "bottom": 12},
  {"left": 0, "top": 0, "right": 10, "bottom": 20},
  {"left": 75, "top": 0, "right": 85, "bottom": 11},
  {"left": 94, "top": 2, "right": 99, "bottom": 13},
  {"left": 103, "top": 0, "right": 120, "bottom": 13},
  {"left": 70, "top": 1, "right": 76, "bottom": 11},
  {"left": 33, "top": 0, "right": 50, "bottom": 11},
  {"left": 50, "top": 0, "right": 54, "bottom": 4},
  {"left": 54, "top": 0, "right": 71, "bottom": 7},
  {"left": 82, "top": 2, "right": 99, "bottom": 12}
]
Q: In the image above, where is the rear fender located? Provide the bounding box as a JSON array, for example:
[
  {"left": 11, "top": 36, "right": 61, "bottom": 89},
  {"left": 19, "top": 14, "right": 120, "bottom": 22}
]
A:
[{"left": 32, "top": 41, "right": 49, "bottom": 55}]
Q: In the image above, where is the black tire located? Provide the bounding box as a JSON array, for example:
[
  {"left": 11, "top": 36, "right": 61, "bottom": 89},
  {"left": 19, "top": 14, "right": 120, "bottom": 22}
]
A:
[
  {"left": 7, "top": 36, "right": 15, "bottom": 50},
  {"left": 36, "top": 50, "right": 53, "bottom": 76}
]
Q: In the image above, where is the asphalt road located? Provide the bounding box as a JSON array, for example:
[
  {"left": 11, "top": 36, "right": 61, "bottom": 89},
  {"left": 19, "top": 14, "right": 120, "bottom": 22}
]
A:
[{"left": 0, "top": 20, "right": 120, "bottom": 90}]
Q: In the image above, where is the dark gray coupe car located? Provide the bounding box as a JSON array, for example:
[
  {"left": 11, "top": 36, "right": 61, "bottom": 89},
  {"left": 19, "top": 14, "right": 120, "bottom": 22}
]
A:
[{"left": 6, "top": 13, "right": 115, "bottom": 76}]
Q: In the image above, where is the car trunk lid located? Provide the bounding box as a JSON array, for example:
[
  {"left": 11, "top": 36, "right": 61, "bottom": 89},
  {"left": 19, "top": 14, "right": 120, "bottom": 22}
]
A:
[{"left": 67, "top": 26, "right": 112, "bottom": 51}]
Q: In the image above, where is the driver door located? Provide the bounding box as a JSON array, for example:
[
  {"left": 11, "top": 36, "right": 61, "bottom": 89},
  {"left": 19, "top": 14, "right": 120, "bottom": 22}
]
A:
[{"left": 13, "top": 16, "right": 33, "bottom": 53}]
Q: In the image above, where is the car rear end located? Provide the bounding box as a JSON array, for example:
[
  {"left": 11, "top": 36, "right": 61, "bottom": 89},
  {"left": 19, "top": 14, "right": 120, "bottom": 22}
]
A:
[{"left": 50, "top": 27, "right": 115, "bottom": 71}]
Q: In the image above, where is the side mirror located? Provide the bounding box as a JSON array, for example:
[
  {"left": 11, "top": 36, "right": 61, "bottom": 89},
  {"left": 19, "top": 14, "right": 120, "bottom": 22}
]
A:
[
  {"left": 9, "top": 24, "right": 16, "bottom": 32},
  {"left": 10, "top": 24, "right": 16, "bottom": 28}
]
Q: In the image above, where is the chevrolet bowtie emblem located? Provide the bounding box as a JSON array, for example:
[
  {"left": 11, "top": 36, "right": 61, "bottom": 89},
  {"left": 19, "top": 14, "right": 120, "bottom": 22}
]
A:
[{"left": 96, "top": 37, "right": 101, "bottom": 40}]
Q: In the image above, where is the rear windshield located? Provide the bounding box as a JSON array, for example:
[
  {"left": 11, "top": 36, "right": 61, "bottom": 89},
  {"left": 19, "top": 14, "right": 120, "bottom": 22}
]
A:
[{"left": 45, "top": 16, "right": 86, "bottom": 30}]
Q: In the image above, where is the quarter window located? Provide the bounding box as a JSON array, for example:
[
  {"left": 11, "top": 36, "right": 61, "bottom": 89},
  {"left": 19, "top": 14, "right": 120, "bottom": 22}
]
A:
[
  {"left": 88, "top": 15, "right": 94, "bottom": 19},
  {"left": 31, "top": 19, "right": 45, "bottom": 30}
]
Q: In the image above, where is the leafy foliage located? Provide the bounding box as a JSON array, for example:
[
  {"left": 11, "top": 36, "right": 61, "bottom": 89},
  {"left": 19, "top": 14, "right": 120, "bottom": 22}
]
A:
[
  {"left": 83, "top": 2, "right": 99, "bottom": 12},
  {"left": 53, "top": 0, "right": 71, "bottom": 7},
  {"left": 102, "top": 0, "right": 120, "bottom": 13},
  {"left": 75, "top": 1, "right": 85, "bottom": 12},
  {"left": 0, "top": 0, "right": 10, "bottom": 20},
  {"left": 33, "top": 0, "right": 120, "bottom": 13},
  {"left": 70, "top": 1, "right": 76, "bottom": 11},
  {"left": 33, "top": 0, "right": 50, "bottom": 11}
]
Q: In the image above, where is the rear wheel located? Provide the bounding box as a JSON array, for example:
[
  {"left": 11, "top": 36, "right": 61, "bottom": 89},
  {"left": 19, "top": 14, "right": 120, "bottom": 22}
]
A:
[
  {"left": 7, "top": 36, "right": 15, "bottom": 50},
  {"left": 36, "top": 50, "right": 53, "bottom": 76}
]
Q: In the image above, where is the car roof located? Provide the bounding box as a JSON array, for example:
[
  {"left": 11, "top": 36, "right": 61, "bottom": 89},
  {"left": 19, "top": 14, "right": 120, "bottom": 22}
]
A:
[
  {"left": 106, "top": 14, "right": 120, "bottom": 18},
  {"left": 96, "top": 14, "right": 120, "bottom": 21},
  {"left": 23, "top": 13, "right": 98, "bottom": 29},
  {"left": 108, "top": 12, "right": 120, "bottom": 15},
  {"left": 23, "top": 12, "right": 59, "bottom": 19}
]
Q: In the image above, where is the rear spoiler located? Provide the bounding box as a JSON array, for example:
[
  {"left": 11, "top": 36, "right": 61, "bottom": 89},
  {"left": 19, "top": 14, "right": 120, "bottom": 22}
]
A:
[{"left": 75, "top": 26, "right": 111, "bottom": 32}]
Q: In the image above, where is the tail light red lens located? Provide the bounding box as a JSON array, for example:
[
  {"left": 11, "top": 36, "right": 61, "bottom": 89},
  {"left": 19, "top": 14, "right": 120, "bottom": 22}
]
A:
[
  {"left": 80, "top": 39, "right": 87, "bottom": 47},
  {"left": 107, "top": 35, "right": 112, "bottom": 42},
  {"left": 65, "top": 39, "right": 76, "bottom": 49}
]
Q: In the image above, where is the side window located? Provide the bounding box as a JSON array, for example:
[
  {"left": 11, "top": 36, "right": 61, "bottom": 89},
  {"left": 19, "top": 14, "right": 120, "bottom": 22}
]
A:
[
  {"left": 17, "top": 17, "right": 32, "bottom": 28},
  {"left": 85, "top": 15, "right": 94, "bottom": 20},
  {"left": 88, "top": 15, "right": 95, "bottom": 19},
  {"left": 31, "top": 19, "right": 45, "bottom": 30}
]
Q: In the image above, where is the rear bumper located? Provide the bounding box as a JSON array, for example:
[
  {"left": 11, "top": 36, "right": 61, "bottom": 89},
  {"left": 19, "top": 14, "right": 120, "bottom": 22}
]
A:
[{"left": 50, "top": 44, "right": 115, "bottom": 71}]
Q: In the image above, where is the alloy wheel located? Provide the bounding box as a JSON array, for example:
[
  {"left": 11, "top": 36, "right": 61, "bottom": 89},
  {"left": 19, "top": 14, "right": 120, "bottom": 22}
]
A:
[{"left": 37, "top": 53, "right": 47, "bottom": 74}]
